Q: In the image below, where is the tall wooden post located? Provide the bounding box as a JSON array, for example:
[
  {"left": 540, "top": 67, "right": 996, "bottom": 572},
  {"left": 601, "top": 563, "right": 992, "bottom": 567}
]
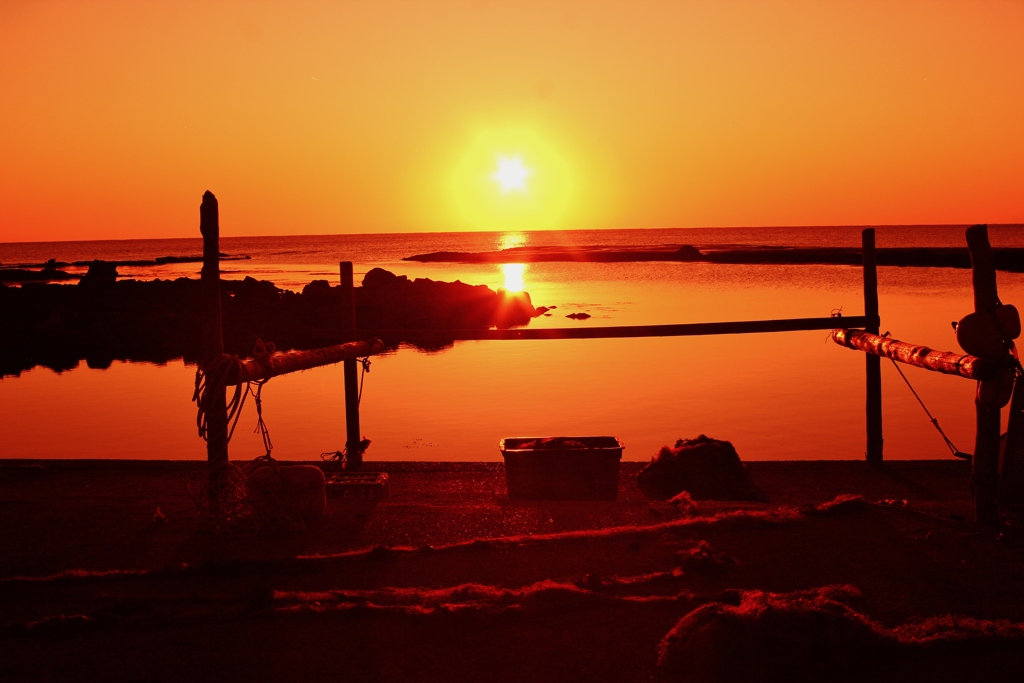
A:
[
  {"left": 340, "top": 261, "right": 362, "bottom": 469},
  {"left": 863, "top": 228, "right": 883, "bottom": 463},
  {"left": 200, "top": 191, "right": 229, "bottom": 469},
  {"left": 966, "top": 225, "right": 1002, "bottom": 526}
]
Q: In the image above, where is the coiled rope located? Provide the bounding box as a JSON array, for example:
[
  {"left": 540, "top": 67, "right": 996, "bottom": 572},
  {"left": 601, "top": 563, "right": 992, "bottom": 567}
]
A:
[
  {"left": 190, "top": 339, "right": 294, "bottom": 534},
  {"left": 192, "top": 353, "right": 250, "bottom": 445}
]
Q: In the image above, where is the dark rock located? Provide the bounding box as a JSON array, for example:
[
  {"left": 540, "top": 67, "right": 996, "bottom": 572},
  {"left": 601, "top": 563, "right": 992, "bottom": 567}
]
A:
[
  {"left": 636, "top": 435, "right": 762, "bottom": 501},
  {"left": 675, "top": 245, "right": 703, "bottom": 259},
  {"left": 0, "top": 268, "right": 79, "bottom": 283},
  {"left": 357, "top": 267, "right": 538, "bottom": 332},
  {"left": 0, "top": 268, "right": 544, "bottom": 376},
  {"left": 79, "top": 260, "right": 118, "bottom": 286},
  {"left": 565, "top": 312, "right": 591, "bottom": 320},
  {"left": 301, "top": 280, "right": 332, "bottom": 297}
]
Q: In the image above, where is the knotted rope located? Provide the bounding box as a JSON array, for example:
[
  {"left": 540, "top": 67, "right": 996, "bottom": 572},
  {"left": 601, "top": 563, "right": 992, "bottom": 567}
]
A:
[{"left": 190, "top": 339, "right": 294, "bottom": 534}]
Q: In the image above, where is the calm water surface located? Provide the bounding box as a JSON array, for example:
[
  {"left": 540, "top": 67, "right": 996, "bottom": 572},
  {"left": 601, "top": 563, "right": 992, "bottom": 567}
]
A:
[{"left": 2, "top": 226, "right": 1022, "bottom": 462}]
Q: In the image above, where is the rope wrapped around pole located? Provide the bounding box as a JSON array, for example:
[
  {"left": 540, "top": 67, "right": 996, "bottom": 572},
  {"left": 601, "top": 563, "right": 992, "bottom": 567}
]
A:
[
  {"left": 832, "top": 328, "right": 1000, "bottom": 381},
  {"left": 223, "top": 339, "right": 385, "bottom": 385}
]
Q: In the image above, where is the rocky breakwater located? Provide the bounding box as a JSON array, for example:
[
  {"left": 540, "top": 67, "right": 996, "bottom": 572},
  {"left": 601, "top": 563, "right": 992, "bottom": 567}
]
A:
[{"left": 0, "top": 264, "right": 540, "bottom": 377}]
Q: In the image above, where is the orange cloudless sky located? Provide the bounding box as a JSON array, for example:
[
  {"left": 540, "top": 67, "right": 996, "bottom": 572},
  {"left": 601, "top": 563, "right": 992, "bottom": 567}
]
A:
[{"left": 1, "top": 0, "right": 1022, "bottom": 241}]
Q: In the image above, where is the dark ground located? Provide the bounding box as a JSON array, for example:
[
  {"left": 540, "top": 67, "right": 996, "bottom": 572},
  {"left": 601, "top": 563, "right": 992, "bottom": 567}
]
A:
[{"left": 2, "top": 459, "right": 1023, "bottom": 682}]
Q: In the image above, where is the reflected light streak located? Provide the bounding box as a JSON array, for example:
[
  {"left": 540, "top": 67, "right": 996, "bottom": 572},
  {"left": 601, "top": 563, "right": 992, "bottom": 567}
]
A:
[
  {"left": 499, "top": 232, "right": 526, "bottom": 251},
  {"left": 502, "top": 263, "right": 526, "bottom": 292}
]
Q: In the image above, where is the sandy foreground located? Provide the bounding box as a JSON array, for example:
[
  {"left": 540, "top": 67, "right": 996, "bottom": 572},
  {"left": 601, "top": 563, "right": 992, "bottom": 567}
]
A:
[{"left": 2, "top": 459, "right": 1023, "bottom": 682}]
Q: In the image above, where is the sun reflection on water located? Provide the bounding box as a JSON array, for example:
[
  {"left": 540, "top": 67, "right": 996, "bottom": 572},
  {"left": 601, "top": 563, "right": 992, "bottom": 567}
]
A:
[
  {"left": 502, "top": 263, "right": 526, "bottom": 292},
  {"left": 498, "top": 232, "right": 526, "bottom": 251}
]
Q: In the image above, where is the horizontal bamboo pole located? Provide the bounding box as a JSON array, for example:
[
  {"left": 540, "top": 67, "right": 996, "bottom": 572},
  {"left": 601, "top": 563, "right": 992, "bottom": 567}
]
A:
[
  {"left": 225, "top": 339, "right": 384, "bottom": 385},
  {"left": 831, "top": 328, "right": 998, "bottom": 380},
  {"left": 353, "top": 316, "right": 872, "bottom": 342}
]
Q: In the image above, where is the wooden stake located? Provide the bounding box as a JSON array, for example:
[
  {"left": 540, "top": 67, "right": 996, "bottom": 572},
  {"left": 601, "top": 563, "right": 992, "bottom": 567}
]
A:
[
  {"left": 340, "top": 262, "right": 363, "bottom": 469},
  {"left": 199, "top": 191, "right": 228, "bottom": 469},
  {"left": 966, "top": 225, "right": 1002, "bottom": 526},
  {"left": 863, "top": 228, "right": 883, "bottom": 464}
]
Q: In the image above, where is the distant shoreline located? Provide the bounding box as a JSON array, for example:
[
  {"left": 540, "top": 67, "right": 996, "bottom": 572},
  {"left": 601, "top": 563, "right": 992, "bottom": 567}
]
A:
[{"left": 405, "top": 244, "right": 1024, "bottom": 271}]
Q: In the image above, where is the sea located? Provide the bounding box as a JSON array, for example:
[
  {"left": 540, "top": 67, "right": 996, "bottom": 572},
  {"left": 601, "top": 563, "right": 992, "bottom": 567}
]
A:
[{"left": 2, "top": 225, "right": 1023, "bottom": 463}]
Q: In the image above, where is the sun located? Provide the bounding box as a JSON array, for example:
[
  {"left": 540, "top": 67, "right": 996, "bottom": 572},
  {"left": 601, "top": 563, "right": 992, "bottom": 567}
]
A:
[
  {"left": 493, "top": 156, "right": 531, "bottom": 193},
  {"left": 452, "top": 127, "right": 573, "bottom": 231}
]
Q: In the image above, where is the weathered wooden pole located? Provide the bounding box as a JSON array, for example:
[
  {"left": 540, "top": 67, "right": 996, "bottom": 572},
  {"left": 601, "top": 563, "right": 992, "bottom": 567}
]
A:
[
  {"left": 863, "top": 228, "right": 883, "bottom": 463},
  {"left": 966, "top": 225, "right": 1002, "bottom": 525},
  {"left": 340, "top": 261, "right": 363, "bottom": 469},
  {"left": 199, "top": 191, "right": 229, "bottom": 470},
  {"left": 831, "top": 329, "right": 999, "bottom": 380},
  {"left": 223, "top": 340, "right": 385, "bottom": 385}
]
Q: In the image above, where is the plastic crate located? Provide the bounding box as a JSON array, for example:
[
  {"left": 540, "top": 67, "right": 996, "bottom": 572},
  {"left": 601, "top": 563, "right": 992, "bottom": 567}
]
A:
[{"left": 500, "top": 436, "right": 623, "bottom": 500}]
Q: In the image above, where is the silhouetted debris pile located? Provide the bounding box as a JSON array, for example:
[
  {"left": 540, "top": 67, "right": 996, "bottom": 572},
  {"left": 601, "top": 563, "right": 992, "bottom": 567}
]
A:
[
  {"left": 658, "top": 585, "right": 1024, "bottom": 683},
  {"left": 0, "top": 269, "right": 539, "bottom": 376},
  {"left": 637, "top": 434, "right": 763, "bottom": 501},
  {"left": 658, "top": 586, "right": 889, "bottom": 682}
]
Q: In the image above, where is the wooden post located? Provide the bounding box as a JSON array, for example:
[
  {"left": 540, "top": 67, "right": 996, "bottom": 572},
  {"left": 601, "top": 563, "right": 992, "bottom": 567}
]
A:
[
  {"left": 863, "top": 228, "right": 883, "bottom": 463},
  {"left": 966, "top": 225, "right": 1002, "bottom": 526},
  {"left": 340, "top": 261, "right": 362, "bottom": 469},
  {"left": 199, "top": 191, "right": 229, "bottom": 470}
]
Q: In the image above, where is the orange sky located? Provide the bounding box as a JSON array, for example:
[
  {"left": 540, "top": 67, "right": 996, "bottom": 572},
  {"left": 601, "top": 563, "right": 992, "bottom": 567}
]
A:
[{"left": 1, "top": 0, "right": 1022, "bottom": 242}]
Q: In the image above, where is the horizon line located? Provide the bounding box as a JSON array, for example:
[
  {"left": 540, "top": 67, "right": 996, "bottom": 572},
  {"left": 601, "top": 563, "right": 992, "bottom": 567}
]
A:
[{"left": 2, "top": 222, "right": 1019, "bottom": 247}]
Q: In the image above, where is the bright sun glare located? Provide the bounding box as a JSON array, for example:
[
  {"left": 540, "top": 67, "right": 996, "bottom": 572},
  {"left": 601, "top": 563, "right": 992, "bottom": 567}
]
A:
[
  {"left": 502, "top": 263, "right": 526, "bottom": 292},
  {"left": 452, "top": 128, "right": 571, "bottom": 231},
  {"left": 492, "top": 156, "right": 531, "bottom": 193}
]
